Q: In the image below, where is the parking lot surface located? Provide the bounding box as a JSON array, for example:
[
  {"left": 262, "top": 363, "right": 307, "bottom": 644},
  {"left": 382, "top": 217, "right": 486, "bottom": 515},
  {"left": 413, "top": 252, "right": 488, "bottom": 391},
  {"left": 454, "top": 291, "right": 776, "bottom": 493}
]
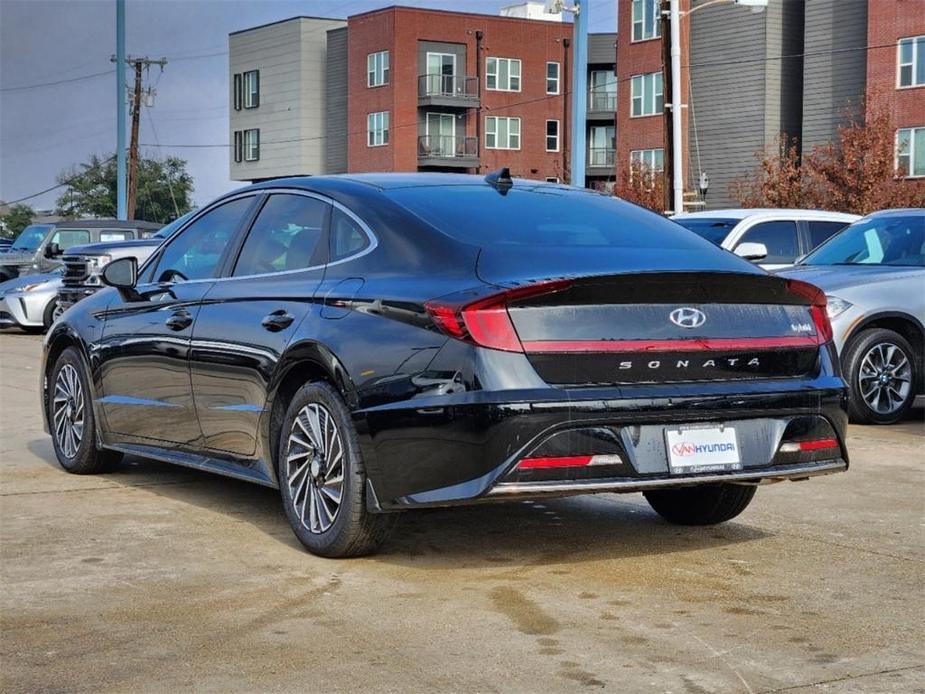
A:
[{"left": 1, "top": 331, "right": 923, "bottom": 693}]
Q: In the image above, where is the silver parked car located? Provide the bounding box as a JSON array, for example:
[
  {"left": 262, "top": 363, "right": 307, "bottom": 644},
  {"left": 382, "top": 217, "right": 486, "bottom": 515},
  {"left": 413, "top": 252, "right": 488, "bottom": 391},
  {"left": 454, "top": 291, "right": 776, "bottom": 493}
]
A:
[
  {"left": 0, "top": 267, "right": 64, "bottom": 332},
  {"left": 778, "top": 209, "right": 924, "bottom": 424}
]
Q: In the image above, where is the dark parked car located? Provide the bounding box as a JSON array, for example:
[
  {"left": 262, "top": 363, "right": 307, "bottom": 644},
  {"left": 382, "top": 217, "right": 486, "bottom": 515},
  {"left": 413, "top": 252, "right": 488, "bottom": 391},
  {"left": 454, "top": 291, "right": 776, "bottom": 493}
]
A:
[{"left": 41, "top": 173, "right": 849, "bottom": 558}]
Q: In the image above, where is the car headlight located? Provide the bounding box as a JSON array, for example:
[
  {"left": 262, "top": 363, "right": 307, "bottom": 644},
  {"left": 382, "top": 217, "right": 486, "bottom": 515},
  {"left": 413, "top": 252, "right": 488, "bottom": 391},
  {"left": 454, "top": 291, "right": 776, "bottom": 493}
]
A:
[
  {"left": 89, "top": 254, "right": 113, "bottom": 268},
  {"left": 826, "top": 295, "right": 853, "bottom": 319}
]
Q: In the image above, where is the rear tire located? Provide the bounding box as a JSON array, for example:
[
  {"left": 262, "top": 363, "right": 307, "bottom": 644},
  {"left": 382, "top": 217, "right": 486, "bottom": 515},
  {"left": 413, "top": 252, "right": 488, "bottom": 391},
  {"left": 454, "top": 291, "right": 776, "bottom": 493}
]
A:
[
  {"left": 644, "top": 484, "right": 756, "bottom": 525},
  {"left": 277, "top": 381, "right": 396, "bottom": 558},
  {"left": 48, "top": 347, "right": 123, "bottom": 474},
  {"left": 842, "top": 328, "right": 916, "bottom": 425}
]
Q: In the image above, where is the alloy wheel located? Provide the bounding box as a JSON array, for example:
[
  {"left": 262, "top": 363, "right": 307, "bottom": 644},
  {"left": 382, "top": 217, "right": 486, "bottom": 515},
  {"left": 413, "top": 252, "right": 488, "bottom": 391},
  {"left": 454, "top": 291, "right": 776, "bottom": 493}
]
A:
[
  {"left": 53, "top": 363, "right": 84, "bottom": 458},
  {"left": 858, "top": 342, "right": 912, "bottom": 415},
  {"left": 285, "top": 403, "right": 345, "bottom": 534},
  {"left": 52, "top": 302, "right": 65, "bottom": 322}
]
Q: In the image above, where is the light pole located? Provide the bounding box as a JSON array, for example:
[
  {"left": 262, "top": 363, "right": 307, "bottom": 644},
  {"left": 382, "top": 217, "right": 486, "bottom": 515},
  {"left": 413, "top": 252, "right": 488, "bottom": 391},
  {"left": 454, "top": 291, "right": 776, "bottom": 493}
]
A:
[
  {"left": 546, "top": 0, "right": 587, "bottom": 187},
  {"left": 115, "top": 0, "right": 127, "bottom": 220},
  {"left": 665, "top": 0, "right": 766, "bottom": 214}
]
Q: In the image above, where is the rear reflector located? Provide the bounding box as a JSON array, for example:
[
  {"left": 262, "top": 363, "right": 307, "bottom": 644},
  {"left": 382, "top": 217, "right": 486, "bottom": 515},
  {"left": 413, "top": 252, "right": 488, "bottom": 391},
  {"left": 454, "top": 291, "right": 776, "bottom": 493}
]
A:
[
  {"left": 522, "top": 335, "right": 820, "bottom": 354},
  {"left": 517, "top": 454, "right": 623, "bottom": 469},
  {"left": 779, "top": 438, "right": 839, "bottom": 453}
]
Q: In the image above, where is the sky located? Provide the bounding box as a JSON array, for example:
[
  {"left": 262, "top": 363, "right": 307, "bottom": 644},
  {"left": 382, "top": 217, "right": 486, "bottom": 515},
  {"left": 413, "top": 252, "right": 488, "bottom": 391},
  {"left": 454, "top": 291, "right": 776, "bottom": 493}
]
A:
[{"left": 0, "top": 0, "right": 617, "bottom": 214}]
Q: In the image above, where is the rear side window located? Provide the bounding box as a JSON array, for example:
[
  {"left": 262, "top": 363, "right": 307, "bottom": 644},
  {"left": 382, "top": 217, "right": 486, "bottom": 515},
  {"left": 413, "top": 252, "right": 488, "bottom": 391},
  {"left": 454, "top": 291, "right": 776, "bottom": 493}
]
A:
[
  {"left": 51, "top": 229, "right": 90, "bottom": 250},
  {"left": 330, "top": 208, "right": 370, "bottom": 262},
  {"left": 807, "top": 221, "right": 847, "bottom": 249},
  {"left": 233, "top": 194, "right": 329, "bottom": 276},
  {"left": 100, "top": 230, "right": 132, "bottom": 242},
  {"left": 737, "top": 221, "right": 799, "bottom": 263}
]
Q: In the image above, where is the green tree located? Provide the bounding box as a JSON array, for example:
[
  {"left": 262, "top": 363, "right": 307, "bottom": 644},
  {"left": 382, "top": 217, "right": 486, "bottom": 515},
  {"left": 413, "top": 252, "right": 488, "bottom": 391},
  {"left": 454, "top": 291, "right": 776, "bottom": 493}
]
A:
[
  {"left": 55, "top": 153, "right": 194, "bottom": 223},
  {"left": 0, "top": 203, "right": 36, "bottom": 238}
]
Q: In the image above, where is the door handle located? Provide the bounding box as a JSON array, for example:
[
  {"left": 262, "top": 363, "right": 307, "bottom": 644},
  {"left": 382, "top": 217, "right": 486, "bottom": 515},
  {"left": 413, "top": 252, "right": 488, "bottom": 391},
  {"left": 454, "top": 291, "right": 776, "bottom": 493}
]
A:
[
  {"left": 261, "top": 310, "right": 295, "bottom": 332},
  {"left": 165, "top": 311, "right": 193, "bottom": 331}
]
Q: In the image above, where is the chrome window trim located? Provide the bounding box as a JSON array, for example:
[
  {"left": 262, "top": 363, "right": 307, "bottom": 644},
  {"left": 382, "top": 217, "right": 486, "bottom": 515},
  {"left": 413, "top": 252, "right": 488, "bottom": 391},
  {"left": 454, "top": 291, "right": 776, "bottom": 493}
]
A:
[{"left": 137, "top": 188, "right": 378, "bottom": 286}]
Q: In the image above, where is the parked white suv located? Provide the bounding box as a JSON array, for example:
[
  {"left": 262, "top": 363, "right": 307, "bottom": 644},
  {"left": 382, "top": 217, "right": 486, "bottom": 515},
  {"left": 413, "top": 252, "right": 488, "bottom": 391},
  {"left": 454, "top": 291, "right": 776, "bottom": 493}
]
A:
[{"left": 672, "top": 209, "right": 860, "bottom": 270}]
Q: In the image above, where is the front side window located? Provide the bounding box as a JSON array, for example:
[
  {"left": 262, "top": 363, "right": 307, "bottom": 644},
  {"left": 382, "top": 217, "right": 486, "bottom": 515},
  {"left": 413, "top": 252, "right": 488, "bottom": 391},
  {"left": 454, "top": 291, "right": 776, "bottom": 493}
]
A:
[
  {"left": 368, "top": 111, "right": 389, "bottom": 146},
  {"left": 330, "top": 208, "right": 370, "bottom": 262},
  {"left": 367, "top": 50, "right": 389, "bottom": 87},
  {"left": 630, "top": 148, "right": 664, "bottom": 172},
  {"left": 50, "top": 229, "right": 90, "bottom": 251},
  {"left": 546, "top": 120, "right": 560, "bottom": 152},
  {"left": 546, "top": 62, "right": 560, "bottom": 94},
  {"left": 244, "top": 129, "right": 259, "bottom": 161},
  {"left": 233, "top": 195, "right": 328, "bottom": 276},
  {"left": 896, "top": 127, "right": 925, "bottom": 177},
  {"left": 243, "top": 70, "right": 259, "bottom": 108},
  {"left": 631, "top": 71, "right": 663, "bottom": 117},
  {"left": 736, "top": 221, "right": 799, "bottom": 264},
  {"left": 486, "top": 57, "right": 521, "bottom": 92},
  {"left": 632, "top": 0, "right": 661, "bottom": 41},
  {"left": 898, "top": 36, "right": 925, "bottom": 87},
  {"left": 149, "top": 197, "right": 252, "bottom": 282},
  {"left": 485, "top": 116, "right": 521, "bottom": 150}
]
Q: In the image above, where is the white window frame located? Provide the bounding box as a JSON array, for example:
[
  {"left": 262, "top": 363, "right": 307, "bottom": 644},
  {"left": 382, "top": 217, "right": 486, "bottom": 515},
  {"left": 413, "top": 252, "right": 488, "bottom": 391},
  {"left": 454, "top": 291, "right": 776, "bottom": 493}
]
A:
[
  {"left": 545, "top": 119, "right": 560, "bottom": 152},
  {"left": 631, "top": 71, "right": 663, "bottom": 117},
  {"left": 896, "top": 127, "right": 925, "bottom": 177},
  {"left": 485, "top": 116, "right": 521, "bottom": 150},
  {"left": 244, "top": 129, "right": 259, "bottom": 161},
  {"left": 486, "top": 57, "right": 522, "bottom": 92},
  {"left": 243, "top": 70, "right": 259, "bottom": 109},
  {"left": 367, "top": 50, "right": 390, "bottom": 88},
  {"left": 897, "top": 36, "right": 925, "bottom": 88},
  {"left": 367, "top": 111, "right": 389, "bottom": 147},
  {"left": 546, "top": 61, "right": 560, "bottom": 94},
  {"left": 630, "top": 148, "right": 664, "bottom": 172},
  {"left": 632, "top": 0, "right": 661, "bottom": 42}
]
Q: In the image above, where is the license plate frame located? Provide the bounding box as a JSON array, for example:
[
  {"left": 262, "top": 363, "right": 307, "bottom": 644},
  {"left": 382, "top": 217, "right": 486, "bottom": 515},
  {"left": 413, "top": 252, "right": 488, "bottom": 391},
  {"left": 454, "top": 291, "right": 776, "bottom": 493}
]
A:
[{"left": 664, "top": 424, "right": 742, "bottom": 474}]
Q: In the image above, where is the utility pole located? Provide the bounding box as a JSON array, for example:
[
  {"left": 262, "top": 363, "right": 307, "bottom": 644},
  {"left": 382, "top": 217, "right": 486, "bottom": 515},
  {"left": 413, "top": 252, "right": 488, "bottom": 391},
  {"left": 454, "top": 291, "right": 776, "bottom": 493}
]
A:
[
  {"left": 115, "top": 0, "right": 126, "bottom": 221},
  {"left": 127, "top": 60, "right": 143, "bottom": 220}
]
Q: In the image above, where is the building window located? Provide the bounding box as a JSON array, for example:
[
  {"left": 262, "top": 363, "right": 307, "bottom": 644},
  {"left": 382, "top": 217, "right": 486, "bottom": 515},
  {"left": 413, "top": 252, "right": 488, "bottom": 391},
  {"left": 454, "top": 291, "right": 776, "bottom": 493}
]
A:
[
  {"left": 486, "top": 57, "right": 521, "bottom": 92},
  {"left": 631, "top": 71, "right": 663, "bottom": 117},
  {"left": 243, "top": 129, "right": 259, "bottom": 161},
  {"left": 367, "top": 111, "right": 389, "bottom": 147},
  {"left": 233, "top": 74, "right": 242, "bottom": 111},
  {"left": 233, "top": 131, "right": 243, "bottom": 163},
  {"left": 243, "top": 70, "right": 259, "bottom": 109},
  {"left": 546, "top": 62, "right": 560, "bottom": 94},
  {"left": 897, "top": 127, "right": 925, "bottom": 177},
  {"left": 898, "top": 36, "right": 925, "bottom": 87},
  {"left": 485, "top": 116, "right": 521, "bottom": 150},
  {"left": 367, "top": 50, "right": 390, "bottom": 87},
  {"left": 589, "top": 69, "right": 616, "bottom": 110},
  {"left": 630, "top": 148, "right": 664, "bottom": 172},
  {"left": 546, "top": 120, "right": 560, "bottom": 152},
  {"left": 632, "top": 0, "right": 661, "bottom": 42}
]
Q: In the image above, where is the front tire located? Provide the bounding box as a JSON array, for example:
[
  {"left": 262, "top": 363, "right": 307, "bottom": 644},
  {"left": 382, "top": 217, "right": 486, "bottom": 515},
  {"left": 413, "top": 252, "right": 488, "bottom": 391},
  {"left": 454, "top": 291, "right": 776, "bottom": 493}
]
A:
[
  {"left": 48, "top": 347, "right": 123, "bottom": 474},
  {"left": 843, "top": 328, "right": 916, "bottom": 425},
  {"left": 42, "top": 298, "right": 62, "bottom": 331},
  {"left": 644, "top": 484, "right": 756, "bottom": 525},
  {"left": 277, "top": 381, "right": 395, "bottom": 558}
]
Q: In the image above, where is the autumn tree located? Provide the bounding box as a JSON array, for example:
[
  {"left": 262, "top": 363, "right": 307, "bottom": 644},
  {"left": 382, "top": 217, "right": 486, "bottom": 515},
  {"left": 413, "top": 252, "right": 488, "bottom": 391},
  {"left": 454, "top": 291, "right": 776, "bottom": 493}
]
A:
[
  {"left": 614, "top": 159, "right": 666, "bottom": 213},
  {"left": 729, "top": 137, "right": 815, "bottom": 209}
]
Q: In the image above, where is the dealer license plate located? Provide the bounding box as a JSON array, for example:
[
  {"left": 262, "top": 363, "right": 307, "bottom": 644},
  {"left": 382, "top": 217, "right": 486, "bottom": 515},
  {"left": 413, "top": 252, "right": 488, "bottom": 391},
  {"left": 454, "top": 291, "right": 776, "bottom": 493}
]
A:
[{"left": 665, "top": 425, "right": 742, "bottom": 473}]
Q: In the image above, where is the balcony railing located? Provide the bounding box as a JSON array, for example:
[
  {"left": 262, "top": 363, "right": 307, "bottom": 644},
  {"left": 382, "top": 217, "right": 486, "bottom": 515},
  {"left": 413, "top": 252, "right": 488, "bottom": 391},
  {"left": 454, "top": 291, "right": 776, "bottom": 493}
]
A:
[
  {"left": 418, "top": 135, "right": 478, "bottom": 159},
  {"left": 418, "top": 74, "right": 479, "bottom": 99},
  {"left": 588, "top": 147, "right": 616, "bottom": 167},
  {"left": 588, "top": 91, "right": 617, "bottom": 112}
]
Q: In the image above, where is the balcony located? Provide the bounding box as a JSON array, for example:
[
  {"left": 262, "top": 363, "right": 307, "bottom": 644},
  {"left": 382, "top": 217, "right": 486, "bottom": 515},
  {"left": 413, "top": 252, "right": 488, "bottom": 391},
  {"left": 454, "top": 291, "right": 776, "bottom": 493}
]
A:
[
  {"left": 588, "top": 91, "right": 616, "bottom": 119},
  {"left": 587, "top": 147, "right": 615, "bottom": 174},
  {"left": 417, "top": 74, "right": 480, "bottom": 108},
  {"left": 417, "top": 135, "right": 479, "bottom": 169}
]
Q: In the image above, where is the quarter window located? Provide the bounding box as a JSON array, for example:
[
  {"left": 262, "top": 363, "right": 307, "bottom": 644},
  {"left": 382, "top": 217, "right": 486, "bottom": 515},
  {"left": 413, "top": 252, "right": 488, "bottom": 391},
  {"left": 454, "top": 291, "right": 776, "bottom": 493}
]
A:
[
  {"left": 485, "top": 116, "right": 521, "bottom": 150},
  {"left": 546, "top": 120, "right": 560, "bottom": 152},
  {"left": 632, "top": 0, "right": 661, "bottom": 42},
  {"left": 244, "top": 129, "right": 259, "bottom": 161},
  {"left": 897, "top": 127, "right": 925, "bottom": 177},
  {"left": 546, "top": 62, "right": 560, "bottom": 94},
  {"left": 486, "top": 57, "right": 521, "bottom": 92},
  {"left": 631, "top": 71, "right": 663, "bottom": 117},
  {"left": 233, "top": 195, "right": 328, "bottom": 276},
  {"left": 737, "top": 221, "right": 799, "bottom": 264},
  {"left": 150, "top": 197, "right": 253, "bottom": 283},
  {"left": 898, "top": 36, "right": 925, "bottom": 87},
  {"left": 330, "top": 208, "right": 370, "bottom": 262},
  {"left": 367, "top": 50, "right": 389, "bottom": 87},
  {"left": 243, "top": 70, "right": 259, "bottom": 108},
  {"left": 367, "top": 111, "right": 389, "bottom": 146}
]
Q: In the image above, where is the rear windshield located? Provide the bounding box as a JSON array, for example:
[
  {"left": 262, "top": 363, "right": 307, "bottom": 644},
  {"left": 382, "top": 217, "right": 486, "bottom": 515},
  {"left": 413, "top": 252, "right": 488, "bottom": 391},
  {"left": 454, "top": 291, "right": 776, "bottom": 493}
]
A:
[
  {"left": 673, "top": 218, "right": 739, "bottom": 245},
  {"left": 387, "top": 185, "right": 714, "bottom": 251}
]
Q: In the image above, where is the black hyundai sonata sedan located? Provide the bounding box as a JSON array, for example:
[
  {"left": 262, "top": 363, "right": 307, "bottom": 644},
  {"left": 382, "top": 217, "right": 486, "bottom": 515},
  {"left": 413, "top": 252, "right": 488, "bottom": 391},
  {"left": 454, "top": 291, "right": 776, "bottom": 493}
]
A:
[{"left": 41, "top": 172, "right": 848, "bottom": 557}]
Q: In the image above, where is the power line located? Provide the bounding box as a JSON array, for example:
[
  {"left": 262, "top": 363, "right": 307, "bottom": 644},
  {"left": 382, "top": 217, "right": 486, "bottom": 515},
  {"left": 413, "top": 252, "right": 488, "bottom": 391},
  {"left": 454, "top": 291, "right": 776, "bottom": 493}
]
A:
[
  {"left": 3, "top": 155, "right": 117, "bottom": 205},
  {"left": 0, "top": 69, "right": 114, "bottom": 93}
]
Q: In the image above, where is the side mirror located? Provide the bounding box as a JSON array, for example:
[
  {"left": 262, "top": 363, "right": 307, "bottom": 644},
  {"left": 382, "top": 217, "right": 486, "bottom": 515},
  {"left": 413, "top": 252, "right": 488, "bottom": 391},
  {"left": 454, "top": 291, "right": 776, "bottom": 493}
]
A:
[
  {"left": 101, "top": 257, "right": 138, "bottom": 289},
  {"left": 734, "top": 242, "right": 768, "bottom": 261},
  {"left": 44, "top": 243, "right": 61, "bottom": 259}
]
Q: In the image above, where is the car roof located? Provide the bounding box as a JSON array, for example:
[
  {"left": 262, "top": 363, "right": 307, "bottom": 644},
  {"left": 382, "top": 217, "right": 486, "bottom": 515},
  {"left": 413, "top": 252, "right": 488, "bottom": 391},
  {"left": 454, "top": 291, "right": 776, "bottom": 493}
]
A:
[
  {"left": 244, "top": 172, "right": 577, "bottom": 193},
  {"left": 860, "top": 208, "right": 925, "bottom": 218},
  {"left": 672, "top": 208, "right": 860, "bottom": 221}
]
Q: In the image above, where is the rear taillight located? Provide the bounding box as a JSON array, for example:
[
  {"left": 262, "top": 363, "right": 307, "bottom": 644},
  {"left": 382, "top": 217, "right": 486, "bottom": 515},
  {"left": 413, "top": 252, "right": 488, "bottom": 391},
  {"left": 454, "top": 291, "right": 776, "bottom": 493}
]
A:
[
  {"left": 786, "top": 278, "right": 833, "bottom": 344},
  {"left": 425, "top": 279, "right": 573, "bottom": 353}
]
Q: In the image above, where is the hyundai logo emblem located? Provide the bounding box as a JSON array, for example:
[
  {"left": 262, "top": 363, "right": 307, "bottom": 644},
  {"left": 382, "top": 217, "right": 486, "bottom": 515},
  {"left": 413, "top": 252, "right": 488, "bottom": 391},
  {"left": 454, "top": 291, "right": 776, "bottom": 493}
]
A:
[{"left": 669, "top": 307, "right": 706, "bottom": 329}]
